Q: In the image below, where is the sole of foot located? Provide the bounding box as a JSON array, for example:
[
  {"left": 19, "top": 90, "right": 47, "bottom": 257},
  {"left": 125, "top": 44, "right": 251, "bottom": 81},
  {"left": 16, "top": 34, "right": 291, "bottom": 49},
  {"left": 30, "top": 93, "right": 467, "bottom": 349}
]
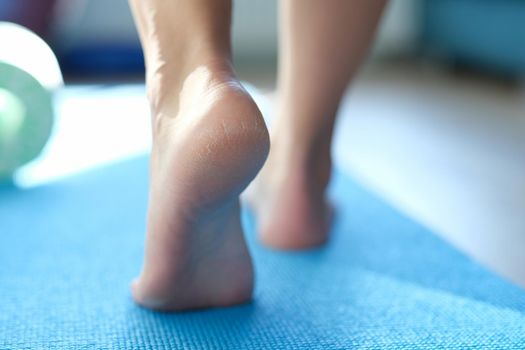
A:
[{"left": 132, "top": 62, "right": 270, "bottom": 311}]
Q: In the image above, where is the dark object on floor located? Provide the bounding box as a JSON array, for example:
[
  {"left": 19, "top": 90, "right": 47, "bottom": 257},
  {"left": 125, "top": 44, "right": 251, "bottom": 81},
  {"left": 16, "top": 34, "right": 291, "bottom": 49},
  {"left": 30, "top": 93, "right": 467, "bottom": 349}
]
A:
[{"left": 423, "top": 0, "right": 525, "bottom": 77}]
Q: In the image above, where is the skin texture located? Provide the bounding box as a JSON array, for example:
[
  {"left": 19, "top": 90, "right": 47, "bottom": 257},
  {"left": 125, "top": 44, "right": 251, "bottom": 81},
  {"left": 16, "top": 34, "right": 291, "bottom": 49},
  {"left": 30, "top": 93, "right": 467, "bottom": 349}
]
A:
[
  {"left": 128, "top": 0, "right": 386, "bottom": 310},
  {"left": 129, "top": 0, "right": 269, "bottom": 311},
  {"left": 249, "top": 0, "right": 387, "bottom": 249}
]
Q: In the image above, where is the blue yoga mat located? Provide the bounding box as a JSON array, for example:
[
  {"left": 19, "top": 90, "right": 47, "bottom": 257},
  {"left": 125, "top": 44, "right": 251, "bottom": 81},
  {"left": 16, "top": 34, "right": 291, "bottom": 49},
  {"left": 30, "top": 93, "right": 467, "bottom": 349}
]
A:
[{"left": 1, "top": 156, "right": 524, "bottom": 349}]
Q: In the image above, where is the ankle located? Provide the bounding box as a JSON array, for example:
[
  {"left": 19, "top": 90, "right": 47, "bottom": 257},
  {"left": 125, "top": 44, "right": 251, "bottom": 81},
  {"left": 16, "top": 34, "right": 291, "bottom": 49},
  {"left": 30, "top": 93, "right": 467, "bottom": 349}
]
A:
[
  {"left": 267, "top": 133, "right": 332, "bottom": 190},
  {"left": 146, "top": 51, "right": 234, "bottom": 111}
]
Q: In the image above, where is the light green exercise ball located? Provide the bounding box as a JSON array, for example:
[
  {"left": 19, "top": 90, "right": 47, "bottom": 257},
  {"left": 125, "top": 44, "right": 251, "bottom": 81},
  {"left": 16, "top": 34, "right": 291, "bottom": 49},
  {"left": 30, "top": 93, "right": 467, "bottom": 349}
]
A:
[{"left": 0, "top": 22, "right": 62, "bottom": 180}]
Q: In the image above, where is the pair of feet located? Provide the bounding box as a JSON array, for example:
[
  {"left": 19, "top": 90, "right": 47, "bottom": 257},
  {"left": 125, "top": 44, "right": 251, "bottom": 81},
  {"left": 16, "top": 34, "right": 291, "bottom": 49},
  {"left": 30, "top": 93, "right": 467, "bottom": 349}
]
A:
[{"left": 131, "top": 59, "right": 332, "bottom": 311}]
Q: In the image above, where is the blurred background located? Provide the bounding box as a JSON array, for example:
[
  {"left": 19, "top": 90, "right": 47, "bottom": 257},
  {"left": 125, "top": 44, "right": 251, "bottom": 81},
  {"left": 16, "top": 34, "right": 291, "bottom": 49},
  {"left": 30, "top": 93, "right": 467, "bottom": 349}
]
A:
[{"left": 1, "top": 0, "right": 524, "bottom": 289}]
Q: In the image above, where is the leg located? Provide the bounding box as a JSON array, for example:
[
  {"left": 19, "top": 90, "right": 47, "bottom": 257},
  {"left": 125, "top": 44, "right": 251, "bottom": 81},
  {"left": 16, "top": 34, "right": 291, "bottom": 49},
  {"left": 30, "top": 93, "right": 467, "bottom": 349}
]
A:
[
  {"left": 129, "top": 0, "right": 270, "bottom": 311},
  {"left": 250, "top": 0, "right": 386, "bottom": 249}
]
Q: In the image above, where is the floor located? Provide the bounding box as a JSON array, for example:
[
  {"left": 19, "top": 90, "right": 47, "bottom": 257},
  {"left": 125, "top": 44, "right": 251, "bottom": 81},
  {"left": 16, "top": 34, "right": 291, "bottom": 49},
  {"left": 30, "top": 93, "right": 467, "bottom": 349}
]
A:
[
  {"left": 334, "top": 62, "right": 525, "bottom": 288},
  {"left": 19, "top": 61, "right": 525, "bottom": 289}
]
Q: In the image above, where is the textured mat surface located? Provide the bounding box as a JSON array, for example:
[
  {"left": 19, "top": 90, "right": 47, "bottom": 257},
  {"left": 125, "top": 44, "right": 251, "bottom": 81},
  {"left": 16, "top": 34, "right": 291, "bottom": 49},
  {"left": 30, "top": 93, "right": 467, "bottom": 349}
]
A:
[{"left": 1, "top": 156, "right": 525, "bottom": 349}]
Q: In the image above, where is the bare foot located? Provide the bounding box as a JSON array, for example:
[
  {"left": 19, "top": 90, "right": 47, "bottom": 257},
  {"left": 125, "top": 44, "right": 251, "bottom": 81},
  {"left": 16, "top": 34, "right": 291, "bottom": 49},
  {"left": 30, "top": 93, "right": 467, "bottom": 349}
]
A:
[
  {"left": 132, "top": 60, "right": 270, "bottom": 311},
  {"left": 246, "top": 133, "right": 333, "bottom": 250}
]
